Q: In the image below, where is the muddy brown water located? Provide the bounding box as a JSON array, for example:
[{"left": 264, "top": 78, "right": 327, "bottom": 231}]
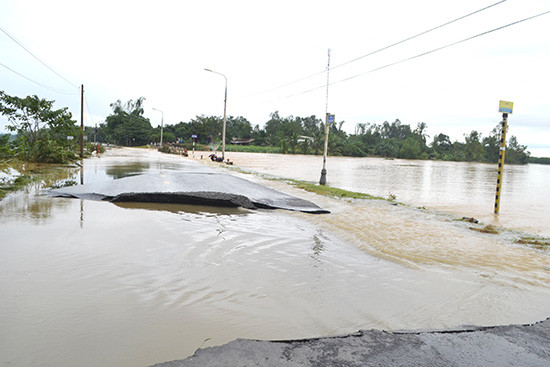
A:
[{"left": 1, "top": 148, "right": 549, "bottom": 367}]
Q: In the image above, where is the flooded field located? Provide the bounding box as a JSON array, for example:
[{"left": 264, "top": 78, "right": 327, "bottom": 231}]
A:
[
  {"left": 224, "top": 152, "right": 550, "bottom": 237},
  {"left": 1, "top": 148, "right": 549, "bottom": 367}
]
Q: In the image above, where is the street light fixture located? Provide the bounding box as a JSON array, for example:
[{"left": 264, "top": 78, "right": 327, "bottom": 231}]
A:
[
  {"left": 152, "top": 107, "right": 164, "bottom": 147},
  {"left": 204, "top": 68, "right": 227, "bottom": 161}
]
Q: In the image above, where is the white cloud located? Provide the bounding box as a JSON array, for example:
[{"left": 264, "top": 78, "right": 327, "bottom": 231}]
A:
[{"left": 1, "top": 0, "right": 549, "bottom": 155}]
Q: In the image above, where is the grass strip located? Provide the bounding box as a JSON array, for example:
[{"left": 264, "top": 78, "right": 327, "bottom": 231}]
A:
[
  {"left": 516, "top": 237, "right": 550, "bottom": 248},
  {"left": 470, "top": 224, "right": 500, "bottom": 234},
  {"left": 223, "top": 164, "right": 393, "bottom": 202},
  {"left": 290, "top": 180, "right": 390, "bottom": 201}
]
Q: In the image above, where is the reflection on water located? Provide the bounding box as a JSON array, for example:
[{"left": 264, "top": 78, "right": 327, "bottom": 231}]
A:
[
  {"left": 1, "top": 148, "right": 549, "bottom": 367},
  {"left": 105, "top": 161, "right": 152, "bottom": 179},
  {"left": 114, "top": 201, "right": 250, "bottom": 216},
  {"left": 0, "top": 164, "right": 80, "bottom": 223}
]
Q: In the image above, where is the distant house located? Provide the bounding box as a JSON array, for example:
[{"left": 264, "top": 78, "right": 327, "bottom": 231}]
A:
[
  {"left": 297, "top": 135, "right": 314, "bottom": 143},
  {"left": 231, "top": 138, "right": 255, "bottom": 145}
]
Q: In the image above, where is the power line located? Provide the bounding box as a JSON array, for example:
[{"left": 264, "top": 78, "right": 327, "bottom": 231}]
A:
[
  {"left": 241, "top": 0, "right": 508, "bottom": 98},
  {"left": 0, "top": 25, "right": 78, "bottom": 89},
  {"left": 331, "top": 0, "right": 508, "bottom": 71},
  {"left": 280, "top": 9, "right": 550, "bottom": 101},
  {"left": 0, "top": 60, "right": 78, "bottom": 95},
  {"left": 84, "top": 95, "right": 96, "bottom": 127}
]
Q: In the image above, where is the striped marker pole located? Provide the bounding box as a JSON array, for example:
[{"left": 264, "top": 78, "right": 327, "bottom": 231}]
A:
[{"left": 494, "top": 113, "right": 508, "bottom": 214}]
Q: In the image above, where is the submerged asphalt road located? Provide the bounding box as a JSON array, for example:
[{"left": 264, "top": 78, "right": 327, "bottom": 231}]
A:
[
  {"left": 50, "top": 169, "right": 329, "bottom": 214},
  {"left": 152, "top": 318, "right": 550, "bottom": 367}
]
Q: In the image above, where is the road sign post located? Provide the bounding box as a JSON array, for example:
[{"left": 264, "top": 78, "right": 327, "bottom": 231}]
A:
[
  {"left": 494, "top": 101, "right": 513, "bottom": 214},
  {"left": 191, "top": 134, "right": 198, "bottom": 157}
]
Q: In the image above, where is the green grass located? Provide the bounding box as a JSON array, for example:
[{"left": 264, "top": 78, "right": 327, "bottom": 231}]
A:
[
  {"left": 516, "top": 237, "right": 550, "bottom": 248},
  {"left": 224, "top": 163, "right": 393, "bottom": 202},
  {"left": 261, "top": 175, "right": 391, "bottom": 201},
  {"left": 291, "top": 180, "right": 390, "bottom": 201},
  {"left": 470, "top": 224, "right": 500, "bottom": 234},
  {"left": 223, "top": 145, "right": 283, "bottom": 154}
]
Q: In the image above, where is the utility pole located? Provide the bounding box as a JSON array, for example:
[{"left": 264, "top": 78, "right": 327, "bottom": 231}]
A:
[
  {"left": 494, "top": 100, "right": 513, "bottom": 214},
  {"left": 204, "top": 68, "right": 228, "bottom": 161},
  {"left": 80, "top": 84, "right": 84, "bottom": 157},
  {"left": 152, "top": 108, "right": 164, "bottom": 147},
  {"left": 319, "top": 49, "right": 331, "bottom": 185}
]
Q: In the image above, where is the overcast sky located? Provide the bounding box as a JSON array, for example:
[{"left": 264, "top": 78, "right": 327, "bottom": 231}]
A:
[{"left": 1, "top": 0, "right": 549, "bottom": 156}]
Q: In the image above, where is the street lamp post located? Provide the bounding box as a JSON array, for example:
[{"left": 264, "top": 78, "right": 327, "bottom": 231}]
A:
[
  {"left": 204, "top": 68, "right": 227, "bottom": 161},
  {"left": 152, "top": 108, "right": 164, "bottom": 147}
]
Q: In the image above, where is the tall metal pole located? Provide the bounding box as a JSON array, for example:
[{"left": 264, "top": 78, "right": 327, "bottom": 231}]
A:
[
  {"left": 80, "top": 84, "right": 84, "bottom": 157},
  {"left": 152, "top": 108, "right": 164, "bottom": 147},
  {"left": 494, "top": 113, "right": 508, "bottom": 214},
  {"left": 319, "top": 49, "right": 331, "bottom": 185},
  {"left": 204, "top": 68, "right": 228, "bottom": 161},
  {"left": 160, "top": 113, "right": 164, "bottom": 147},
  {"left": 222, "top": 78, "right": 227, "bottom": 161}
]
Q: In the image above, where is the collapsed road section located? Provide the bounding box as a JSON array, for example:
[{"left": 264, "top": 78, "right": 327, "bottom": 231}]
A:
[
  {"left": 152, "top": 318, "right": 550, "bottom": 367},
  {"left": 50, "top": 171, "right": 329, "bottom": 214}
]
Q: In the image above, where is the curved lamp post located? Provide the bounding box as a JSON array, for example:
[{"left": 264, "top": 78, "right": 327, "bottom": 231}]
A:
[
  {"left": 204, "top": 68, "right": 227, "bottom": 161},
  {"left": 152, "top": 107, "right": 164, "bottom": 147}
]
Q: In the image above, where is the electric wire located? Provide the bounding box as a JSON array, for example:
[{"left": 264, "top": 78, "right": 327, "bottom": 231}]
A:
[
  {"left": 84, "top": 96, "right": 96, "bottom": 128},
  {"left": 241, "top": 0, "right": 508, "bottom": 98},
  {"left": 0, "top": 60, "right": 78, "bottom": 95},
  {"left": 279, "top": 9, "right": 550, "bottom": 101},
  {"left": 0, "top": 25, "right": 78, "bottom": 89}
]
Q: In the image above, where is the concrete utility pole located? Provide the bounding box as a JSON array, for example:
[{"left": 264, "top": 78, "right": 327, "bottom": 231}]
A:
[
  {"left": 319, "top": 49, "right": 331, "bottom": 185},
  {"left": 80, "top": 84, "right": 84, "bottom": 157},
  {"left": 152, "top": 108, "right": 164, "bottom": 147},
  {"left": 204, "top": 68, "right": 228, "bottom": 161}
]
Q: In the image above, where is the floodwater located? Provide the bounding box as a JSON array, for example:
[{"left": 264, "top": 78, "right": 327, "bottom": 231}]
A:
[
  {"left": 1, "top": 148, "right": 549, "bottom": 367},
  {"left": 225, "top": 152, "right": 550, "bottom": 237}
]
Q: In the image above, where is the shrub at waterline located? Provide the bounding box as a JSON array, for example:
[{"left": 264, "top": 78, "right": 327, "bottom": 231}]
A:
[{"left": 0, "top": 91, "right": 79, "bottom": 163}]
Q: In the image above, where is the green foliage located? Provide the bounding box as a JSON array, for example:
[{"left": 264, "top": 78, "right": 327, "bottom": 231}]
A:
[
  {"left": 0, "top": 134, "right": 14, "bottom": 159},
  {"left": 0, "top": 91, "right": 78, "bottom": 163},
  {"left": 0, "top": 174, "right": 36, "bottom": 199},
  {"left": 86, "top": 142, "right": 105, "bottom": 154},
  {"left": 223, "top": 145, "right": 282, "bottom": 153},
  {"left": 399, "top": 136, "right": 422, "bottom": 159},
  {"left": 280, "top": 179, "right": 390, "bottom": 201},
  {"left": 529, "top": 156, "right": 550, "bottom": 165},
  {"left": 464, "top": 130, "right": 483, "bottom": 161},
  {"left": 505, "top": 136, "right": 529, "bottom": 165},
  {"left": 104, "top": 97, "right": 153, "bottom": 146},
  {"left": 89, "top": 101, "right": 533, "bottom": 165},
  {"left": 299, "top": 137, "right": 311, "bottom": 155}
]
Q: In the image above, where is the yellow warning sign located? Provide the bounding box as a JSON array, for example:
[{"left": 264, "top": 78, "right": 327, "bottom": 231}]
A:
[{"left": 499, "top": 100, "right": 513, "bottom": 114}]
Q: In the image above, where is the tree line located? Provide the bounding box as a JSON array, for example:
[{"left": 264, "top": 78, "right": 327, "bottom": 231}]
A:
[
  {"left": 0, "top": 93, "right": 537, "bottom": 165},
  {"left": 92, "top": 97, "right": 531, "bottom": 165}
]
